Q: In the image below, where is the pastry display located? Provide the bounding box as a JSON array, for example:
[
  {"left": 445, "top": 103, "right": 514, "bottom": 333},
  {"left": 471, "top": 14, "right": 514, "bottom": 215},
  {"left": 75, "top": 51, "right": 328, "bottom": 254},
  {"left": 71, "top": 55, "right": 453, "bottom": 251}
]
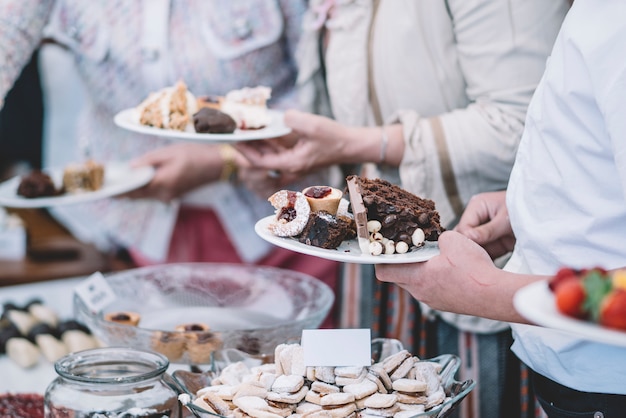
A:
[
  {"left": 104, "top": 311, "right": 141, "bottom": 326},
  {"left": 549, "top": 267, "right": 626, "bottom": 331},
  {"left": 27, "top": 323, "right": 68, "bottom": 363},
  {"left": 182, "top": 343, "right": 449, "bottom": 418},
  {"left": 219, "top": 86, "right": 272, "bottom": 130},
  {"left": 265, "top": 177, "right": 442, "bottom": 255},
  {"left": 193, "top": 107, "right": 237, "bottom": 134},
  {"left": 62, "top": 159, "right": 105, "bottom": 193},
  {"left": 137, "top": 80, "right": 198, "bottom": 131},
  {"left": 302, "top": 185, "right": 344, "bottom": 215},
  {"left": 346, "top": 175, "right": 443, "bottom": 256},
  {"left": 16, "top": 170, "right": 60, "bottom": 198},
  {"left": 0, "top": 300, "right": 98, "bottom": 369}
]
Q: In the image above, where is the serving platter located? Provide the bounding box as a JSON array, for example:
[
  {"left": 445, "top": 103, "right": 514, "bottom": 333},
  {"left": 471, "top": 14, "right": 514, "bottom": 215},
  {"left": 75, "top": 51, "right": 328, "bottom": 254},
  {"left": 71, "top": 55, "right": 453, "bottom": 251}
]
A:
[
  {"left": 255, "top": 215, "right": 440, "bottom": 265},
  {"left": 0, "top": 163, "right": 154, "bottom": 208},
  {"left": 114, "top": 108, "right": 291, "bottom": 142},
  {"left": 514, "top": 280, "right": 626, "bottom": 348},
  {"left": 174, "top": 338, "right": 475, "bottom": 418}
]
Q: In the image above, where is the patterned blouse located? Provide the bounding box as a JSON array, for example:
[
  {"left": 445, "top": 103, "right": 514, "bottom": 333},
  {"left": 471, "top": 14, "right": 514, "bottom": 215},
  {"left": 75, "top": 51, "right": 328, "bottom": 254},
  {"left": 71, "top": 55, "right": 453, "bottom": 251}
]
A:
[{"left": 0, "top": 0, "right": 308, "bottom": 260}]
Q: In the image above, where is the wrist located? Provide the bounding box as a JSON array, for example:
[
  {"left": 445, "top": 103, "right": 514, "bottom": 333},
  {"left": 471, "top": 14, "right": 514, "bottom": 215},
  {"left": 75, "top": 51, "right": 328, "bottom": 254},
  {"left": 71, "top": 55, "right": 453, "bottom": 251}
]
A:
[{"left": 218, "top": 145, "right": 238, "bottom": 182}]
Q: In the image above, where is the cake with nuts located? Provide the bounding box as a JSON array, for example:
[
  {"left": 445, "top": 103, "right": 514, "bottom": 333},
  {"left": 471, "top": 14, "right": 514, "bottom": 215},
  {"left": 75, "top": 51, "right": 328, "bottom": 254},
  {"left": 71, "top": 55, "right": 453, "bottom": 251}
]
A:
[{"left": 346, "top": 175, "right": 443, "bottom": 255}]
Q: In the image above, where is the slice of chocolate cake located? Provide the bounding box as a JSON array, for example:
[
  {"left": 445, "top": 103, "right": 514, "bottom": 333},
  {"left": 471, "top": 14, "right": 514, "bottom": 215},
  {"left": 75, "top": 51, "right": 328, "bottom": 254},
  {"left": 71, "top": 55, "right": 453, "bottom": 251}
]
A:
[
  {"left": 298, "top": 210, "right": 356, "bottom": 249},
  {"left": 346, "top": 175, "right": 443, "bottom": 247}
]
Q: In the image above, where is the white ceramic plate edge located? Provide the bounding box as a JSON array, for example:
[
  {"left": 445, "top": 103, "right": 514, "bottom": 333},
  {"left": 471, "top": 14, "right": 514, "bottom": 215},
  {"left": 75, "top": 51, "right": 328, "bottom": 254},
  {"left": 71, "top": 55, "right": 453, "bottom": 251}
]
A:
[
  {"left": 114, "top": 108, "right": 291, "bottom": 142},
  {"left": 254, "top": 215, "right": 439, "bottom": 265},
  {"left": 513, "top": 280, "right": 626, "bottom": 347},
  {"left": 0, "top": 163, "right": 154, "bottom": 208}
]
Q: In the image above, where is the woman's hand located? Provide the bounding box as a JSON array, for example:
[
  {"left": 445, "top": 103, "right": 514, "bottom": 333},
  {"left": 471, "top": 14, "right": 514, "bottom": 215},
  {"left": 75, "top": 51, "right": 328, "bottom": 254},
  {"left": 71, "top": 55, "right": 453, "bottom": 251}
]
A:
[
  {"left": 454, "top": 191, "right": 515, "bottom": 260},
  {"left": 122, "top": 143, "right": 225, "bottom": 202},
  {"left": 235, "top": 109, "right": 365, "bottom": 176}
]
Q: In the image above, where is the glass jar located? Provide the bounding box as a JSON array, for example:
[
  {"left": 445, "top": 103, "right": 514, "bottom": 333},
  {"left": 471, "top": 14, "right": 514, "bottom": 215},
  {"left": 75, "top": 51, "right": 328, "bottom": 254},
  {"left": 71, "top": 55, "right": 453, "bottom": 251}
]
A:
[{"left": 44, "top": 347, "right": 180, "bottom": 417}]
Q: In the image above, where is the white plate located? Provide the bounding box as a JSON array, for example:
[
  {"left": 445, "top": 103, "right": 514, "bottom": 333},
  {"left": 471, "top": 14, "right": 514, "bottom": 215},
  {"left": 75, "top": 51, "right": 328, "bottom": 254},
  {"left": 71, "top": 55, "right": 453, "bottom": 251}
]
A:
[
  {"left": 0, "top": 162, "right": 154, "bottom": 208},
  {"left": 514, "top": 280, "right": 626, "bottom": 348},
  {"left": 255, "top": 215, "right": 439, "bottom": 264},
  {"left": 114, "top": 108, "right": 291, "bottom": 142}
]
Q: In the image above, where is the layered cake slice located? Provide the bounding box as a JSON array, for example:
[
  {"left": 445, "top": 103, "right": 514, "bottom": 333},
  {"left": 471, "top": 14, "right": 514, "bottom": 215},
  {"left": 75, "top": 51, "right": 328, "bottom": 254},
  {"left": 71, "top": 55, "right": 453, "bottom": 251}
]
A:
[
  {"left": 346, "top": 175, "right": 444, "bottom": 255},
  {"left": 137, "top": 81, "right": 197, "bottom": 131}
]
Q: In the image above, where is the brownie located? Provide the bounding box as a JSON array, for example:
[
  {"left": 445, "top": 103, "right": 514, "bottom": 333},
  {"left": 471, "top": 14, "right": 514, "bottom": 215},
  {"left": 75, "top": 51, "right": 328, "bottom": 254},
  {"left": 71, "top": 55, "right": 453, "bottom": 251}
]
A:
[
  {"left": 298, "top": 210, "right": 356, "bottom": 249},
  {"left": 346, "top": 175, "right": 444, "bottom": 243},
  {"left": 193, "top": 107, "right": 237, "bottom": 134},
  {"left": 16, "top": 170, "right": 59, "bottom": 198}
]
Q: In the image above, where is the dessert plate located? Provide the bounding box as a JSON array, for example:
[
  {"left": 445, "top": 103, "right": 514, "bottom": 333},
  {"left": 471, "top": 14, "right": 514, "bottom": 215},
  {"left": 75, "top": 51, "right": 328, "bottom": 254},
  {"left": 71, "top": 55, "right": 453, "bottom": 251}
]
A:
[
  {"left": 0, "top": 162, "right": 154, "bottom": 208},
  {"left": 113, "top": 108, "right": 291, "bottom": 142},
  {"left": 255, "top": 215, "right": 440, "bottom": 264},
  {"left": 514, "top": 280, "right": 626, "bottom": 348}
]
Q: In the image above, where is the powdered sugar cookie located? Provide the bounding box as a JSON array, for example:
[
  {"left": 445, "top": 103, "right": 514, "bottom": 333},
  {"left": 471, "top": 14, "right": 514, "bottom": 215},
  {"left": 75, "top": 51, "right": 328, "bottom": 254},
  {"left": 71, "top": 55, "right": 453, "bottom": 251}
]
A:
[{"left": 267, "top": 190, "right": 311, "bottom": 237}]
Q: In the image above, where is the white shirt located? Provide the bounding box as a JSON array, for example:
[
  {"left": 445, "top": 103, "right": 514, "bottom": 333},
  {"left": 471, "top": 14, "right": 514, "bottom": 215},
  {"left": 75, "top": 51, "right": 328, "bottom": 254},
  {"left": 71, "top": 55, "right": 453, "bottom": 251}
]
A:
[{"left": 506, "top": 0, "right": 626, "bottom": 394}]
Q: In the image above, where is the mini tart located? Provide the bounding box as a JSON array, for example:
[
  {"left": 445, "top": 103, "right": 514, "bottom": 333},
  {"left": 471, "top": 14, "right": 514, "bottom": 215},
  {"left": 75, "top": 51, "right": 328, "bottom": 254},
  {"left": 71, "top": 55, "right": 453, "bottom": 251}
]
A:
[
  {"left": 175, "top": 323, "right": 222, "bottom": 364},
  {"left": 267, "top": 190, "right": 311, "bottom": 237},
  {"left": 302, "top": 186, "right": 343, "bottom": 215},
  {"left": 104, "top": 311, "right": 141, "bottom": 326},
  {"left": 174, "top": 323, "right": 211, "bottom": 333},
  {"left": 151, "top": 331, "right": 185, "bottom": 362}
]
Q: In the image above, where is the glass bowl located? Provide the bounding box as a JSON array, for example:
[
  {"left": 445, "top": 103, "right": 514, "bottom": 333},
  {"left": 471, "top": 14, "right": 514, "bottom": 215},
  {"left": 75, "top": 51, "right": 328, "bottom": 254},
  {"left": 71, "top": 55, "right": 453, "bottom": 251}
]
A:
[
  {"left": 174, "top": 338, "right": 475, "bottom": 418},
  {"left": 73, "top": 263, "right": 334, "bottom": 365}
]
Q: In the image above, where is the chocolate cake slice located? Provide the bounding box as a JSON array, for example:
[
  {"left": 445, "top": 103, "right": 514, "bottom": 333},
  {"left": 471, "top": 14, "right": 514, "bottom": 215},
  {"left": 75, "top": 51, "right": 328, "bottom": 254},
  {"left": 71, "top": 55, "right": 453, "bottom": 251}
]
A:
[{"left": 346, "top": 175, "right": 444, "bottom": 246}]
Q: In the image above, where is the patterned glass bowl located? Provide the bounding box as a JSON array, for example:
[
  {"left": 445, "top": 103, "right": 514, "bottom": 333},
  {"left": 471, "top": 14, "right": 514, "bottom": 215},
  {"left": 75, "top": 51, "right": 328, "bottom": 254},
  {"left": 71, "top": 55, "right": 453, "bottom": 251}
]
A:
[
  {"left": 174, "top": 338, "right": 476, "bottom": 418},
  {"left": 74, "top": 263, "right": 334, "bottom": 365}
]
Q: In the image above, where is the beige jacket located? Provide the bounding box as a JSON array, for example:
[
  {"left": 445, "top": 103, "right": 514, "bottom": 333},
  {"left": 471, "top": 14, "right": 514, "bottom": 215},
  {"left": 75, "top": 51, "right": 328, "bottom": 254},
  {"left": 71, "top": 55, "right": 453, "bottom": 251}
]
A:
[
  {"left": 302, "top": 0, "right": 568, "bottom": 226},
  {"left": 300, "top": 0, "right": 569, "bottom": 333}
]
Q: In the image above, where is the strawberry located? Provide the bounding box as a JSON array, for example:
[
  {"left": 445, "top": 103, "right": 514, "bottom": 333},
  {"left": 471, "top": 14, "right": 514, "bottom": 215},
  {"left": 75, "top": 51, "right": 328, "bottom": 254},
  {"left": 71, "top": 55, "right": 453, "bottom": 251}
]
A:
[
  {"left": 599, "top": 290, "right": 626, "bottom": 331},
  {"left": 554, "top": 277, "right": 587, "bottom": 319},
  {"left": 549, "top": 267, "right": 579, "bottom": 292}
]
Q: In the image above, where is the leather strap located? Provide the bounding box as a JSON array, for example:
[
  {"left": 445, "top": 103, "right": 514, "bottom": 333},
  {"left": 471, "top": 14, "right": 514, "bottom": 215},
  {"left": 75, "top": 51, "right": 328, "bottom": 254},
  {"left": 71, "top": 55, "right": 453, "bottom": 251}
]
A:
[{"left": 430, "top": 116, "right": 464, "bottom": 218}]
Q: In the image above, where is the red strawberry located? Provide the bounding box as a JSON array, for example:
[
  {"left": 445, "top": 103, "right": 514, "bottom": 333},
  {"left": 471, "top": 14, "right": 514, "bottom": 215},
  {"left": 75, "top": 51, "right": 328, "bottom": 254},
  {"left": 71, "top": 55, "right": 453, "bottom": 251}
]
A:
[
  {"left": 554, "top": 277, "right": 587, "bottom": 319},
  {"left": 549, "top": 267, "right": 579, "bottom": 292},
  {"left": 599, "top": 290, "right": 626, "bottom": 331}
]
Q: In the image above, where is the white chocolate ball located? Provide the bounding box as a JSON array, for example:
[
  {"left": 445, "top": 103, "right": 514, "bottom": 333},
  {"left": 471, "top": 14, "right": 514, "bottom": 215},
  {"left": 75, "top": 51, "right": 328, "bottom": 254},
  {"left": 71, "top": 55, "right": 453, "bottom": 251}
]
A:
[
  {"left": 369, "top": 241, "right": 383, "bottom": 256},
  {"left": 367, "top": 220, "right": 382, "bottom": 234},
  {"left": 395, "top": 241, "right": 409, "bottom": 254},
  {"left": 411, "top": 228, "right": 425, "bottom": 246}
]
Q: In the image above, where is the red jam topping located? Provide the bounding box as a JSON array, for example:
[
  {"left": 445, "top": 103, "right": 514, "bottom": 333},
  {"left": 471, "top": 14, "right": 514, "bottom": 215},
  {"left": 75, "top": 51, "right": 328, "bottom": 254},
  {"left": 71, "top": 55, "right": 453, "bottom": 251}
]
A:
[
  {"left": 183, "top": 324, "right": 206, "bottom": 331},
  {"left": 278, "top": 207, "right": 297, "bottom": 222},
  {"left": 304, "top": 186, "right": 332, "bottom": 199},
  {"left": 111, "top": 313, "right": 131, "bottom": 321}
]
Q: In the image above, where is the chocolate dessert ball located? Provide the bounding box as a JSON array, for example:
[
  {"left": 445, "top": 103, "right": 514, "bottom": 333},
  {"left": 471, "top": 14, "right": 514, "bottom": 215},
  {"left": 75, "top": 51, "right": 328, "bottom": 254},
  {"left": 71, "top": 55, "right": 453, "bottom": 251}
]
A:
[
  {"left": 193, "top": 108, "right": 237, "bottom": 134},
  {"left": 16, "top": 170, "right": 59, "bottom": 198}
]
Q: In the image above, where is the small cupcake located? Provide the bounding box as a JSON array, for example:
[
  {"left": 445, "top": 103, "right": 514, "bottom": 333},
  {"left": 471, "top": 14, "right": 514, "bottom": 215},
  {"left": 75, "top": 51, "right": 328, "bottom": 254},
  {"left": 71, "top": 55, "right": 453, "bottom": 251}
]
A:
[
  {"left": 302, "top": 186, "right": 344, "bottom": 215},
  {"left": 151, "top": 331, "right": 185, "bottom": 362},
  {"left": 104, "top": 311, "right": 141, "bottom": 326},
  {"left": 175, "top": 323, "right": 222, "bottom": 365}
]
